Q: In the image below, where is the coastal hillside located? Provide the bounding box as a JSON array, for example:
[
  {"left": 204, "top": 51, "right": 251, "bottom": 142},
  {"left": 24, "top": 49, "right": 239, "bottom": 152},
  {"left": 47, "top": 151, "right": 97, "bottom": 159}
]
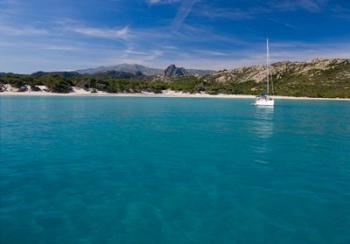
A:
[
  {"left": 203, "top": 58, "right": 350, "bottom": 97},
  {"left": 0, "top": 58, "right": 349, "bottom": 98},
  {"left": 212, "top": 59, "right": 350, "bottom": 83}
]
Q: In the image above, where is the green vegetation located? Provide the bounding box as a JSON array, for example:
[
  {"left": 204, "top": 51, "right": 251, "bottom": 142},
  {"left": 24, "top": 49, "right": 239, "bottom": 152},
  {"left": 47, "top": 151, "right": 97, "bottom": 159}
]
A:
[
  {"left": 1, "top": 59, "right": 349, "bottom": 98},
  {"left": 270, "top": 61, "right": 350, "bottom": 98}
]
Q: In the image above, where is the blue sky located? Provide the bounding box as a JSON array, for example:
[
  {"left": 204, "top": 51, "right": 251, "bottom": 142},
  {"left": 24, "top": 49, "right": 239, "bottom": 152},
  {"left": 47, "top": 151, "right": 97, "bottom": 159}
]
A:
[{"left": 0, "top": 0, "right": 349, "bottom": 73}]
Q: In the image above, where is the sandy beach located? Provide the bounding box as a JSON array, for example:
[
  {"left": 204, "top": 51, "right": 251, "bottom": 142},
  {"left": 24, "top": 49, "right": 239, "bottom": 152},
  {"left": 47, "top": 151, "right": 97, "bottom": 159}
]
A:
[{"left": 1, "top": 87, "right": 350, "bottom": 101}]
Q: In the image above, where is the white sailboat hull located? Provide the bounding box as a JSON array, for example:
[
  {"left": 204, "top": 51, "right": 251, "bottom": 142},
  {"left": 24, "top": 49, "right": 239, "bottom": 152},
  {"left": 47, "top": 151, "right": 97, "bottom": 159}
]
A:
[
  {"left": 253, "top": 39, "right": 275, "bottom": 107},
  {"left": 254, "top": 96, "right": 274, "bottom": 106}
]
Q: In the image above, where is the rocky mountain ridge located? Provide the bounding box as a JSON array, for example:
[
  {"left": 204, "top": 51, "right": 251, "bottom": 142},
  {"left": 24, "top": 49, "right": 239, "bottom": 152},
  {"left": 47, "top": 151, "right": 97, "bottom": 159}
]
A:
[
  {"left": 77, "top": 64, "right": 163, "bottom": 76},
  {"left": 163, "top": 64, "right": 187, "bottom": 77},
  {"left": 1, "top": 58, "right": 349, "bottom": 98},
  {"left": 211, "top": 58, "right": 350, "bottom": 83},
  {"left": 77, "top": 63, "right": 214, "bottom": 77}
]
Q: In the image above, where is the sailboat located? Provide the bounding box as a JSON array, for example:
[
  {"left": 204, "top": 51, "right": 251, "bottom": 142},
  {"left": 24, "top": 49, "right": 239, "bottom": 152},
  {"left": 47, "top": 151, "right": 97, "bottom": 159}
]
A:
[{"left": 254, "top": 39, "right": 274, "bottom": 106}]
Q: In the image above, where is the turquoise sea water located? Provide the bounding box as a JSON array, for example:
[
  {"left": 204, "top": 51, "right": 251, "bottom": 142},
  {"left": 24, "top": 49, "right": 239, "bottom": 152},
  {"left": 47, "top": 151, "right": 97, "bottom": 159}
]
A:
[{"left": 1, "top": 96, "right": 350, "bottom": 244}]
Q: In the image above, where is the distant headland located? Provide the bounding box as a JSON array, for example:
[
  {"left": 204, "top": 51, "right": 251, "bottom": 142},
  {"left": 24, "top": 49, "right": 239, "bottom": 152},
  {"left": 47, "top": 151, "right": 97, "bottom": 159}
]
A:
[{"left": 1, "top": 58, "right": 349, "bottom": 99}]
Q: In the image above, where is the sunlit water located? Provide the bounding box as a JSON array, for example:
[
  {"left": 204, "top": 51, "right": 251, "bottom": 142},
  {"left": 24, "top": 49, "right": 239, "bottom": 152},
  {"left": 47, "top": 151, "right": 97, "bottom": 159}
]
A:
[{"left": 1, "top": 96, "right": 350, "bottom": 244}]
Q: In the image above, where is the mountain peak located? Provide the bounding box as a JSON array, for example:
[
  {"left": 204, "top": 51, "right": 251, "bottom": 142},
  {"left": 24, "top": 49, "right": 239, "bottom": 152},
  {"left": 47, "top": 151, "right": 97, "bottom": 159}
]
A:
[
  {"left": 164, "top": 64, "right": 187, "bottom": 77},
  {"left": 77, "top": 63, "right": 215, "bottom": 77},
  {"left": 76, "top": 64, "right": 163, "bottom": 76}
]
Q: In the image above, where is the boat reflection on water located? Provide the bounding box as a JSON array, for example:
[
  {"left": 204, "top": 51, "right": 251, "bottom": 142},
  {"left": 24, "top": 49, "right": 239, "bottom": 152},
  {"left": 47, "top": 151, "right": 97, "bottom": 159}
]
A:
[{"left": 251, "top": 106, "right": 274, "bottom": 164}]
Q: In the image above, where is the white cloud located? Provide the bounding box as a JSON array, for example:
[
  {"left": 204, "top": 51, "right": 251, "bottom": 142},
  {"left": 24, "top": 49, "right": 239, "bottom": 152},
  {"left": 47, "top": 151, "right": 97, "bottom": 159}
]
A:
[
  {"left": 0, "top": 23, "right": 48, "bottom": 36},
  {"left": 70, "top": 25, "right": 129, "bottom": 39},
  {"left": 196, "top": 5, "right": 266, "bottom": 20},
  {"left": 147, "top": 0, "right": 179, "bottom": 5},
  {"left": 171, "top": 0, "right": 198, "bottom": 31},
  {"left": 0, "top": 1, "right": 348, "bottom": 73},
  {"left": 0, "top": 0, "right": 18, "bottom": 6},
  {"left": 116, "top": 26, "right": 129, "bottom": 37},
  {"left": 117, "top": 41, "right": 350, "bottom": 70},
  {"left": 38, "top": 45, "right": 80, "bottom": 51},
  {"left": 271, "top": 0, "right": 327, "bottom": 12},
  {"left": 195, "top": 0, "right": 329, "bottom": 22},
  {"left": 1, "top": 37, "right": 349, "bottom": 73}
]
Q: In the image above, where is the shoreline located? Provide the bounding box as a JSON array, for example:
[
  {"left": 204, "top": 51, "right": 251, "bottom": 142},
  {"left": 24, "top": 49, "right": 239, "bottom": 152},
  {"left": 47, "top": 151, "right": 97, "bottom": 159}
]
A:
[{"left": 1, "top": 90, "right": 350, "bottom": 101}]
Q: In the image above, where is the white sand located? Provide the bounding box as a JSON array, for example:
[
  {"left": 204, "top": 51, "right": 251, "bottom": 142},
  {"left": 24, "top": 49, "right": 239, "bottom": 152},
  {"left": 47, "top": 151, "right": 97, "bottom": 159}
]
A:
[{"left": 1, "top": 86, "right": 349, "bottom": 101}]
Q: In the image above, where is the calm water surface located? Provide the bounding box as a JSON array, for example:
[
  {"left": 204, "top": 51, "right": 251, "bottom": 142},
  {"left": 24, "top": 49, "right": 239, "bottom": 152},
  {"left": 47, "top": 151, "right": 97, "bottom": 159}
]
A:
[{"left": 1, "top": 96, "right": 350, "bottom": 243}]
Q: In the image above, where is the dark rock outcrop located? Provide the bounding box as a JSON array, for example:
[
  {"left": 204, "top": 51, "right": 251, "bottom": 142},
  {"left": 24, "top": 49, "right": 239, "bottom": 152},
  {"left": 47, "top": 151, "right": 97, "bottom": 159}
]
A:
[
  {"left": 18, "top": 86, "right": 28, "bottom": 92},
  {"left": 164, "top": 65, "right": 188, "bottom": 77},
  {"left": 50, "top": 81, "right": 73, "bottom": 93},
  {"left": 31, "top": 85, "right": 41, "bottom": 91},
  {"left": 0, "top": 83, "right": 5, "bottom": 92}
]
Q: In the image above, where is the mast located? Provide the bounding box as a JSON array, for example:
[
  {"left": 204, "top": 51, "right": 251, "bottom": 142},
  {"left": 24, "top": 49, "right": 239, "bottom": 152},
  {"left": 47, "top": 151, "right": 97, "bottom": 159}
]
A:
[{"left": 266, "top": 38, "right": 269, "bottom": 95}]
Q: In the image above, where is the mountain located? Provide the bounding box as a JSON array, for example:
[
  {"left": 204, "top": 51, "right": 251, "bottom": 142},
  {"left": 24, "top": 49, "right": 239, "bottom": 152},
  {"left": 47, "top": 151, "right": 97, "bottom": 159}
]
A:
[
  {"left": 90, "top": 70, "right": 146, "bottom": 79},
  {"left": 187, "top": 68, "right": 215, "bottom": 76},
  {"left": 77, "top": 64, "right": 163, "bottom": 76},
  {"left": 164, "top": 64, "right": 188, "bottom": 77},
  {"left": 31, "top": 71, "right": 80, "bottom": 78},
  {"left": 210, "top": 58, "right": 350, "bottom": 83},
  {"left": 163, "top": 64, "right": 214, "bottom": 78},
  {"left": 1, "top": 58, "right": 349, "bottom": 98},
  {"left": 77, "top": 63, "right": 215, "bottom": 77},
  {"left": 204, "top": 58, "right": 350, "bottom": 97}
]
